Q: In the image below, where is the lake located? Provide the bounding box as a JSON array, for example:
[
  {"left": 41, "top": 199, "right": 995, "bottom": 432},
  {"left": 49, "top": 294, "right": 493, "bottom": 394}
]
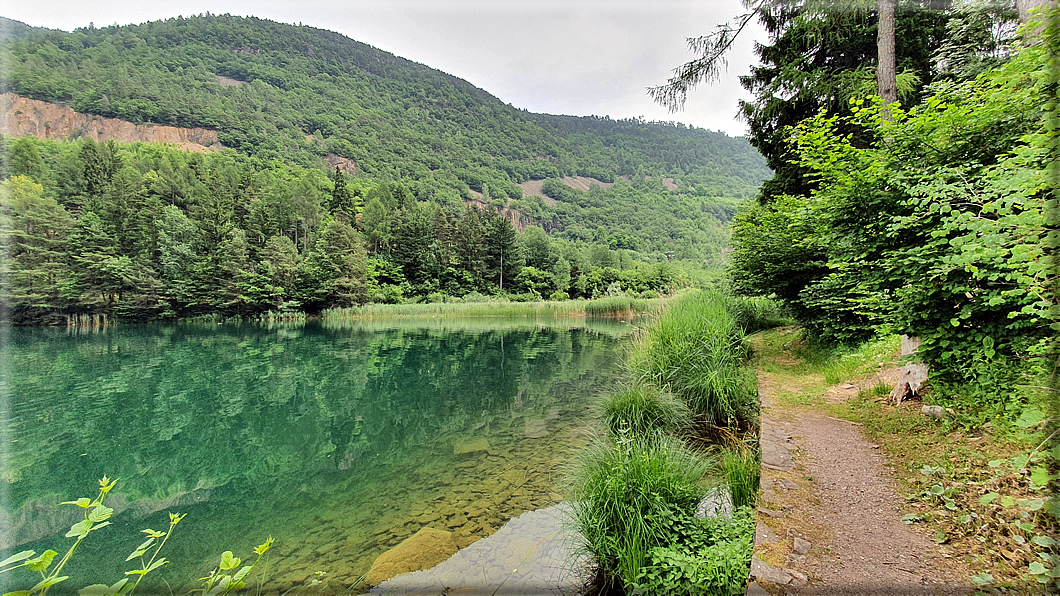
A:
[{"left": 0, "top": 318, "right": 633, "bottom": 593}]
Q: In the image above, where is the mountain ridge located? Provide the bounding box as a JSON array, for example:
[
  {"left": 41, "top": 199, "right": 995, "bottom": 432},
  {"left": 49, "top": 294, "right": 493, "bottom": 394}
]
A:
[{"left": 0, "top": 12, "right": 768, "bottom": 201}]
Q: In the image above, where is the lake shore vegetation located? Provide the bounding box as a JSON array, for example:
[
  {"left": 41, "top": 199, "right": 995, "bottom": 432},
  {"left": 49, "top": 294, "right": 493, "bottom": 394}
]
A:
[{"left": 567, "top": 290, "right": 783, "bottom": 594}]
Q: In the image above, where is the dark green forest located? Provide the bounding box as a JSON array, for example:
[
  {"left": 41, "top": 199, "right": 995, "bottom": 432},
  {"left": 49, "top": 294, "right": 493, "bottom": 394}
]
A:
[{"left": 0, "top": 14, "right": 772, "bottom": 324}]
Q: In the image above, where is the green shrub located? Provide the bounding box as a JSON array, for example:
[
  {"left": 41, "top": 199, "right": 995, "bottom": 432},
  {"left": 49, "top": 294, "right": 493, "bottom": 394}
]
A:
[
  {"left": 723, "top": 295, "right": 792, "bottom": 334},
  {"left": 568, "top": 436, "right": 715, "bottom": 591},
  {"left": 598, "top": 385, "right": 692, "bottom": 440},
  {"left": 628, "top": 290, "right": 757, "bottom": 428},
  {"left": 632, "top": 507, "right": 754, "bottom": 595}
]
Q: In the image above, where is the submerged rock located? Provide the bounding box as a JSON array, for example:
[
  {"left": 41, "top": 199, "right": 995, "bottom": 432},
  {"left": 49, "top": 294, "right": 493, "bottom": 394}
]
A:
[
  {"left": 364, "top": 527, "right": 459, "bottom": 586},
  {"left": 454, "top": 437, "right": 491, "bottom": 456},
  {"left": 524, "top": 418, "right": 549, "bottom": 438}
]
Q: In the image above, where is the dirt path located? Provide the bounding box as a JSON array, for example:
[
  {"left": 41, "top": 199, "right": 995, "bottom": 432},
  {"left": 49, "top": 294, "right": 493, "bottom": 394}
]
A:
[{"left": 751, "top": 369, "right": 973, "bottom": 595}]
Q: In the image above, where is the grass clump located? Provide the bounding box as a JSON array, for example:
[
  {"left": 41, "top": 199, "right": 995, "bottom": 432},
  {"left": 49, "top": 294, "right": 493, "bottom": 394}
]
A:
[
  {"left": 720, "top": 445, "right": 761, "bottom": 511},
  {"left": 584, "top": 296, "right": 652, "bottom": 319},
  {"left": 598, "top": 385, "right": 693, "bottom": 439},
  {"left": 628, "top": 290, "right": 758, "bottom": 429},
  {"left": 568, "top": 435, "right": 752, "bottom": 594}
]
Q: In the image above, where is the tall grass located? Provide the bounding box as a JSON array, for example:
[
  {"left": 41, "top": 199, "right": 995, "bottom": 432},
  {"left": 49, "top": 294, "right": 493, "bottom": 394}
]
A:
[
  {"left": 628, "top": 290, "right": 758, "bottom": 429},
  {"left": 567, "top": 436, "right": 716, "bottom": 592},
  {"left": 598, "top": 385, "right": 693, "bottom": 440},
  {"left": 583, "top": 296, "right": 653, "bottom": 319},
  {"left": 722, "top": 295, "right": 792, "bottom": 334},
  {"left": 720, "top": 445, "right": 760, "bottom": 511},
  {"left": 322, "top": 299, "right": 589, "bottom": 320}
]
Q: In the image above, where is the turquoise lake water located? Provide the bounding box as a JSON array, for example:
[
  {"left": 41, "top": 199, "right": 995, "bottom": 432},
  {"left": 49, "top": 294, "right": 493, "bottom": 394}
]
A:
[{"left": 0, "top": 318, "right": 632, "bottom": 593}]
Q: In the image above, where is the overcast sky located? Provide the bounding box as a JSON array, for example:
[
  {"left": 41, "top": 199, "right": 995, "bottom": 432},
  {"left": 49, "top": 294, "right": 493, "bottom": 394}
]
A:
[{"left": 3, "top": 0, "right": 766, "bottom": 137}]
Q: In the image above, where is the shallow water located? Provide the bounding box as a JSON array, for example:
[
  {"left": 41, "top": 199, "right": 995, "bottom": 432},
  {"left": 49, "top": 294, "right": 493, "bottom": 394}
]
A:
[{"left": 0, "top": 319, "right": 631, "bottom": 593}]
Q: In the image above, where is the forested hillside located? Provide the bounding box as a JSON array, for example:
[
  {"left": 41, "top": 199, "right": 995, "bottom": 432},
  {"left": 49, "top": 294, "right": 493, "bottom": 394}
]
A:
[
  {"left": 0, "top": 14, "right": 767, "bottom": 200},
  {"left": 0, "top": 13, "right": 771, "bottom": 324}
]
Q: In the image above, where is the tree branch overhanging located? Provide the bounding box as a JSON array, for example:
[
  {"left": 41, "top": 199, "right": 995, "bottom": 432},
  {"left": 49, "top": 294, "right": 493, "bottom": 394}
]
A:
[{"left": 648, "top": 0, "right": 770, "bottom": 112}]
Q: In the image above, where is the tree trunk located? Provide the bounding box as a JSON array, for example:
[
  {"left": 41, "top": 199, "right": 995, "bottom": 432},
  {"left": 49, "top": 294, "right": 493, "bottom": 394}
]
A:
[
  {"left": 877, "top": 0, "right": 897, "bottom": 121},
  {"left": 1017, "top": 0, "right": 1048, "bottom": 23},
  {"left": 1017, "top": 0, "right": 1056, "bottom": 41}
]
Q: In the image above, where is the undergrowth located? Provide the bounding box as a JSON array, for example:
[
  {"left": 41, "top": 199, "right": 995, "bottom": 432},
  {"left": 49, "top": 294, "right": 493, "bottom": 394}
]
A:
[
  {"left": 568, "top": 289, "right": 781, "bottom": 593},
  {"left": 751, "top": 326, "right": 1059, "bottom": 593}
]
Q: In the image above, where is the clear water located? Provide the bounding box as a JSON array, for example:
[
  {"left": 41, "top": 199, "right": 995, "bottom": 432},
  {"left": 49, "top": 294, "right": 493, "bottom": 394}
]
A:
[{"left": 0, "top": 318, "right": 632, "bottom": 593}]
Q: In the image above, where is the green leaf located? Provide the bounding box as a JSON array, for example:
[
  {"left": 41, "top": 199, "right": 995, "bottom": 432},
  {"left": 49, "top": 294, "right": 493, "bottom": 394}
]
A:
[
  {"left": 980, "top": 492, "right": 999, "bottom": 505},
  {"left": 1000, "top": 495, "right": 1017, "bottom": 508},
  {"left": 1029, "top": 562, "right": 1047, "bottom": 575},
  {"left": 232, "top": 566, "right": 252, "bottom": 582},
  {"left": 1021, "top": 499, "right": 1044, "bottom": 511},
  {"left": 1015, "top": 407, "right": 1045, "bottom": 429},
  {"left": 934, "top": 529, "right": 947, "bottom": 544},
  {"left": 205, "top": 575, "right": 231, "bottom": 596},
  {"left": 60, "top": 498, "right": 92, "bottom": 509},
  {"left": 143, "top": 558, "right": 168, "bottom": 574},
  {"left": 79, "top": 584, "right": 113, "bottom": 596},
  {"left": 928, "top": 483, "right": 945, "bottom": 496},
  {"left": 26, "top": 550, "right": 58, "bottom": 573},
  {"left": 970, "top": 572, "right": 993, "bottom": 587},
  {"left": 1030, "top": 467, "right": 1052, "bottom": 488},
  {"left": 901, "top": 513, "right": 921, "bottom": 524},
  {"left": 4, "top": 590, "right": 34, "bottom": 596},
  {"left": 88, "top": 505, "right": 114, "bottom": 523},
  {"left": 126, "top": 543, "right": 154, "bottom": 561},
  {"left": 66, "top": 519, "right": 92, "bottom": 538},
  {"left": 1032, "top": 535, "right": 1057, "bottom": 547},
  {"left": 1018, "top": 521, "right": 1035, "bottom": 532},
  {"left": 219, "top": 551, "right": 240, "bottom": 571},
  {"left": 0, "top": 551, "right": 35, "bottom": 568},
  {"left": 29, "top": 576, "right": 69, "bottom": 592}
]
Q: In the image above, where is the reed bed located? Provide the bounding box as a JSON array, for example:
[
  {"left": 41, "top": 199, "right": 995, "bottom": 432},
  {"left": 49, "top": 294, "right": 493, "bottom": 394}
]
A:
[
  {"left": 322, "top": 296, "right": 663, "bottom": 321},
  {"left": 64, "top": 313, "right": 112, "bottom": 329}
]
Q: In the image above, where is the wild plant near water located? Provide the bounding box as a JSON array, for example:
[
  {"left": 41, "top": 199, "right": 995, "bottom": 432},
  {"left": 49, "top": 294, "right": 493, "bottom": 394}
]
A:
[
  {"left": 567, "top": 434, "right": 716, "bottom": 591},
  {"left": 568, "top": 434, "right": 753, "bottom": 594},
  {"left": 721, "top": 445, "right": 761, "bottom": 511},
  {"left": 598, "top": 385, "right": 693, "bottom": 440},
  {"left": 628, "top": 290, "right": 758, "bottom": 429},
  {"left": 0, "top": 477, "right": 273, "bottom": 596}
]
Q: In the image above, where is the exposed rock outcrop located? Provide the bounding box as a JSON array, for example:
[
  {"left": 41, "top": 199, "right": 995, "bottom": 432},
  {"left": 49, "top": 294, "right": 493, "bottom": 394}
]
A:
[{"left": 0, "top": 93, "right": 223, "bottom": 152}]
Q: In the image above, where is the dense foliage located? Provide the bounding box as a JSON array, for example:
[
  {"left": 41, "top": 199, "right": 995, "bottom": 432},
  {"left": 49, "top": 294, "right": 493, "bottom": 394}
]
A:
[
  {"left": 0, "top": 137, "right": 724, "bottom": 324},
  {"left": 0, "top": 14, "right": 768, "bottom": 202},
  {"left": 570, "top": 290, "right": 774, "bottom": 594},
  {"left": 0, "top": 14, "right": 773, "bottom": 323},
  {"left": 729, "top": 40, "right": 1053, "bottom": 418},
  {"left": 739, "top": 0, "right": 1017, "bottom": 203}
]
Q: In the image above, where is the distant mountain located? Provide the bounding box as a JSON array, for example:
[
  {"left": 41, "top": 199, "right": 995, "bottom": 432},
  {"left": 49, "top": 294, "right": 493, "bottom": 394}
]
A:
[
  {"left": 0, "top": 14, "right": 768, "bottom": 203},
  {"left": 0, "top": 17, "right": 54, "bottom": 42},
  {"left": 0, "top": 14, "right": 772, "bottom": 324}
]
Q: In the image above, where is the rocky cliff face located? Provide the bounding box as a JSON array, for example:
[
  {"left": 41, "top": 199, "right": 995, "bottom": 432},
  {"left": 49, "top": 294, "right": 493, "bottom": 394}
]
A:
[{"left": 0, "top": 93, "right": 223, "bottom": 152}]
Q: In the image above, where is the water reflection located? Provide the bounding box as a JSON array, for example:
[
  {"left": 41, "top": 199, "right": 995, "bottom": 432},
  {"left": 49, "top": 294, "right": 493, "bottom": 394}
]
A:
[{"left": 1, "top": 320, "right": 629, "bottom": 592}]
